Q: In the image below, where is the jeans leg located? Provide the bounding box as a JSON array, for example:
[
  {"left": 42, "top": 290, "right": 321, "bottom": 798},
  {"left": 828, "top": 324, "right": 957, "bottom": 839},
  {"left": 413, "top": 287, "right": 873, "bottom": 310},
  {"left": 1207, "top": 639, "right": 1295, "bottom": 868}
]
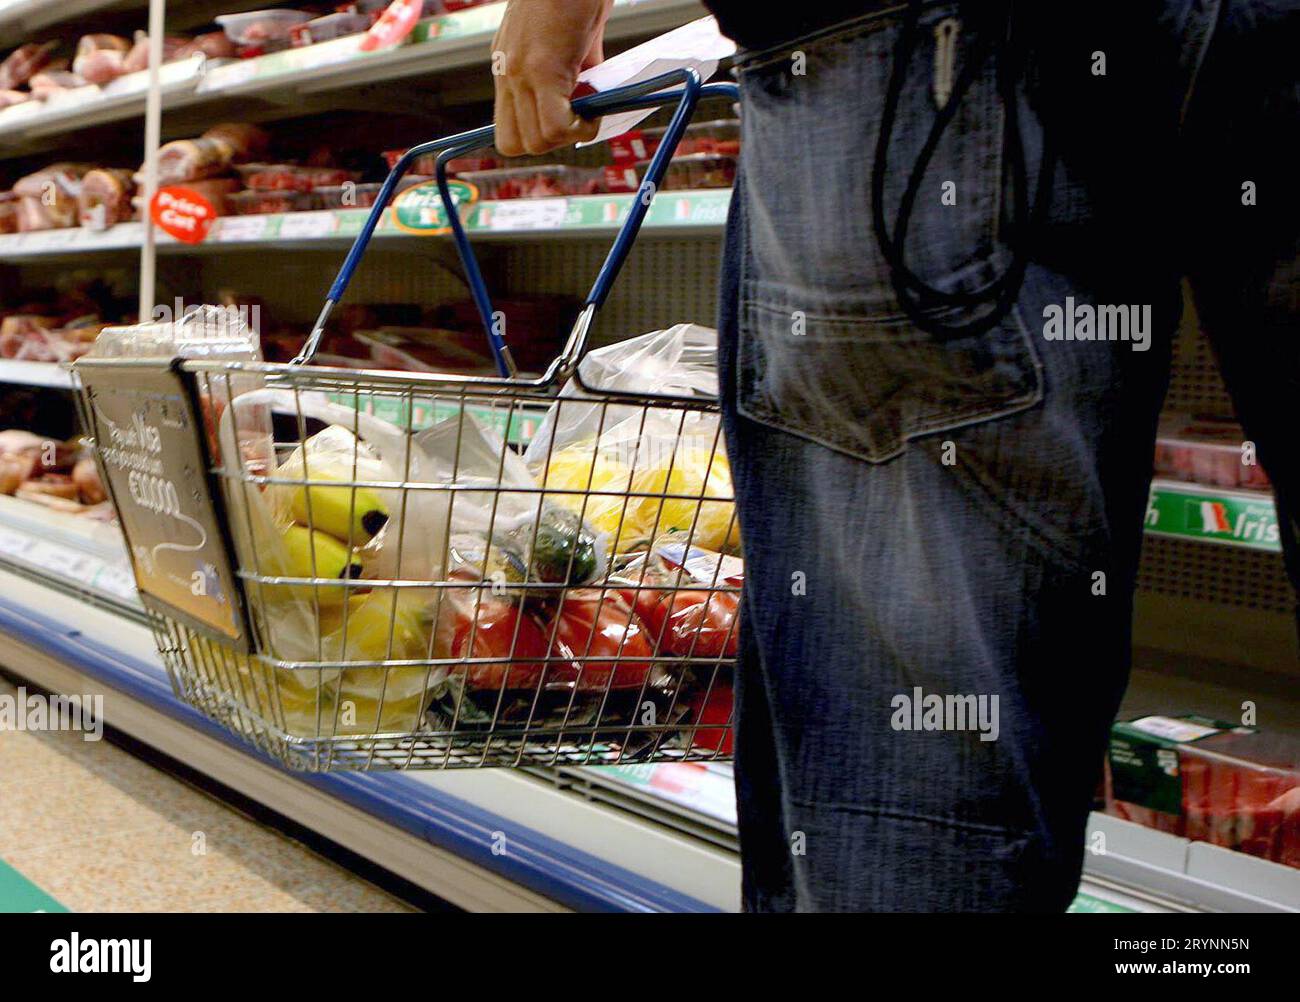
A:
[
  {"left": 719, "top": 174, "right": 799, "bottom": 912},
  {"left": 718, "top": 4, "right": 1183, "bottom": 911},
  {"left": 1183, "top": 0, "right": 1300, "bottom": 638}
]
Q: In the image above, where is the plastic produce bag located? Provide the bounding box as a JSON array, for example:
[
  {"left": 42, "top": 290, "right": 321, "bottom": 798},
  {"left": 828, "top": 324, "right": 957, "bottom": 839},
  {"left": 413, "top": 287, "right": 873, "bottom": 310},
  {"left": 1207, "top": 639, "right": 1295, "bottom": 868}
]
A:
[
  {"left": 525, "top": 324, "right": 740, "bottom": 554},
  {"left": 211, "top": 390, "right": 460, "bottom": 736},
  {"left": 416, "top": 411, "right": 609, "bottom": 590},
  {"left": 218, "top": 389, "right": 448, "bottom": 651}
]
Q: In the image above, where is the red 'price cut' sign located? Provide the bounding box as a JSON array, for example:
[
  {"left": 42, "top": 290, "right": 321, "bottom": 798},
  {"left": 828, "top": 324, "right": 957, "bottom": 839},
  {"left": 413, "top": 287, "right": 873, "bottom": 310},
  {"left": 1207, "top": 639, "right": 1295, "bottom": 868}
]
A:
[
  {"left": 150, "top": 187, "right": 217, "bottom": 244},
  {"left": 361, "top": 0, "right": 421, "bottom": 51}
]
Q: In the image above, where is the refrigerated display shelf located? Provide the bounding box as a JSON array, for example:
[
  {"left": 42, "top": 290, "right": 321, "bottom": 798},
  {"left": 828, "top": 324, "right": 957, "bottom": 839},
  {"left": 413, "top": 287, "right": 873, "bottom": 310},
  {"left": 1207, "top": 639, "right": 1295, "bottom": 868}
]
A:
[
  {"left": 1085, "top": 812, "right": 1300, "bottom": 912},
  {"left": 0, "top": 532, "right": 1290, "bottom": 911},
  {"left": 0, "top": 0, "right": 700, "bottom": 153},
  {"left": 0, "top": 54, "right": 204, "bottom": 148},
  {"left": 0, "top": 187, "right": 731, "bottom": 259},
  {"left": 0, "top": 494, "right": 138, "bottom": 616},
  {"left": 0, "top": 565, "right": 740, "bottom": 911}
]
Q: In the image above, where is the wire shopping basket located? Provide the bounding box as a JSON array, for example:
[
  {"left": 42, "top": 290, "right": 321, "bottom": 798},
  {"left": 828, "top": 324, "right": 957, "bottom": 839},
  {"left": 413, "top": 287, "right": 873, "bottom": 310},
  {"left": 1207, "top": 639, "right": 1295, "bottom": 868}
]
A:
[{"left": 74, "top": 70, "right": 741, "bottom": 772}]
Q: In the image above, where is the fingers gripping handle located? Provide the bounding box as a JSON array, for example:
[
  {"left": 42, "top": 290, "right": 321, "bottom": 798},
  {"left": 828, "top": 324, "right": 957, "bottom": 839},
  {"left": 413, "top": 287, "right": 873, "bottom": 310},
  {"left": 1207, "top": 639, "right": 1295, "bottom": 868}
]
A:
[{"left": 297, "top": 69, "right": 738, "bottom": 381}]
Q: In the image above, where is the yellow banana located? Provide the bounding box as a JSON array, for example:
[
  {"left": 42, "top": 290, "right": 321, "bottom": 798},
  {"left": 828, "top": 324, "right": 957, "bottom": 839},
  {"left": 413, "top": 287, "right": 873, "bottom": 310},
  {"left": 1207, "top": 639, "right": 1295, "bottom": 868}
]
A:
[
  {"left": 274, "top": 524, "right": 361, "bottom": 607},
  {"left": 290, "top": 474, "right": 389, "bottom": 546}
]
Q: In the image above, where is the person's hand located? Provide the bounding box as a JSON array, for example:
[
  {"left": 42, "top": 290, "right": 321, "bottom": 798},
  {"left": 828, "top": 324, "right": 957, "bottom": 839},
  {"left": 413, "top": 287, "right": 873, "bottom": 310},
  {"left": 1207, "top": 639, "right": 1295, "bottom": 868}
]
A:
[{"left": 491, "top": 0, "right": 613, "bottom": 157}]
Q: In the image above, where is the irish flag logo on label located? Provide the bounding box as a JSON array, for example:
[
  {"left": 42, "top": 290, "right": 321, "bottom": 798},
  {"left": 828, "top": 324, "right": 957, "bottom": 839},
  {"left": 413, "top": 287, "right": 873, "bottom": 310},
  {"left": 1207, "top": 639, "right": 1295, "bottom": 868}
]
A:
[{"left": 1188, "top": 499, "right": 1232, "bottom": 535}]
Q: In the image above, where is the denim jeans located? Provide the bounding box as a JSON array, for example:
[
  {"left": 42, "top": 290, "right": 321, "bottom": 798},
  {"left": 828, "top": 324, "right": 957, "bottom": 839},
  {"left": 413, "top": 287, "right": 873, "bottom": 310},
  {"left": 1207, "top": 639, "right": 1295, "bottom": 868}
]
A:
[{"left": 718, "top": 0, "right": 1299, "bottom": 911}]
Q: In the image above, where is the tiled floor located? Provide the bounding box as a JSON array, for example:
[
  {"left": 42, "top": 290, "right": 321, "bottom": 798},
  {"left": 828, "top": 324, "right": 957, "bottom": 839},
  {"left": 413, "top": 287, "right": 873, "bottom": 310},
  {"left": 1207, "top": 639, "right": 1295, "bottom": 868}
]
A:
[{"left": 0, "top": 677, "right": 413, "bottom": 912}]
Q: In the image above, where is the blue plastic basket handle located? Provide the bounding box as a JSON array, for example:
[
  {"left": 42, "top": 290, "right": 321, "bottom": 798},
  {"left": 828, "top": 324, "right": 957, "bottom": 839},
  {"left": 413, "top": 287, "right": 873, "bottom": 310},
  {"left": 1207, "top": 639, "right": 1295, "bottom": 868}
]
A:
[{"left": 293, "top": 68, "right": 740, "bottom": 381}]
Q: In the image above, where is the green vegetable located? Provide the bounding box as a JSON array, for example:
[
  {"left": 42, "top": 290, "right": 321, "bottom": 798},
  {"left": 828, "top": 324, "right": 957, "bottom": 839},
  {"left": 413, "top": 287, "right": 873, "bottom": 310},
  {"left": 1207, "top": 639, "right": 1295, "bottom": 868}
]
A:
[{"left": 515, "top": 505, "right": 599, "bottom": 585}]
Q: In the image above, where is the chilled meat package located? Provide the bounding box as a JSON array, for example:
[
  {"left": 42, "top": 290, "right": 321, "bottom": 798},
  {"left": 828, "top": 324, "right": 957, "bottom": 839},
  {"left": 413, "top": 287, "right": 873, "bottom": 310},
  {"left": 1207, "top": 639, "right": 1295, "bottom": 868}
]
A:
[
  {"left": 122, "top": 31, "right": 192, "bottom": 74},
  {"left": 13, "top": 163, "right": 94, "bottom": 230},
  {"left": 202, "top": 122, "right": 271, "bottom": 162},
  {"left": 215, "top": 9, "right": 313, "bottom": 51},
  {"left": 1107, "top": 715, "right": 1300, "bottom": 869},
  {"left": 72, "top": 34, "right": 132, "bottom": 85},
  {"left": 78, "top": 168, "right": 137, "bottom": 229},
  {"left": 0, "top": 41, "right": 58, "bottom": 90},
  {"left": 141, "top": 124, "right": 269, "bottom": 186},
  {"left": 176, "top": 31, "right": 238, "bottom": 60},
  {"left": 1154, "top": 412, "right": 1272, "bottom": 491},
  {"left": 28, "top": 70, "right": 87, "bottom": 100},
  {"left": 456, "top": 164, "right": 604, "bottom": 200}
]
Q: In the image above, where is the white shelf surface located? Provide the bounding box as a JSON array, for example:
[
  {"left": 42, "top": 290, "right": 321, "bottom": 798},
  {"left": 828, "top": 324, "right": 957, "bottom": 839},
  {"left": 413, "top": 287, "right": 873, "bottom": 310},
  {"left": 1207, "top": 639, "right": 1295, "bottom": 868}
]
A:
[{"left": 0, "top": 358, "right": 75, "bottom": 388}]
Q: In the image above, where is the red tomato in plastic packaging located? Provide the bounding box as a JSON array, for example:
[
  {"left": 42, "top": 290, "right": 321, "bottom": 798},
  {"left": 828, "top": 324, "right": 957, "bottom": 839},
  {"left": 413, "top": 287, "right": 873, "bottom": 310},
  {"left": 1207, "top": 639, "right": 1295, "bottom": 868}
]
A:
[
  {"left": 686, "top": 682, "right": 734, "bottom": 754},
  {"left": 448, "top": 596, "right": 554, "bottom": 691},
  {"left": 638, "top": 589, "right": 740, "bottom": 658},
  {"left": 550, "top": 590, "right": 653, "bottom": 692}
]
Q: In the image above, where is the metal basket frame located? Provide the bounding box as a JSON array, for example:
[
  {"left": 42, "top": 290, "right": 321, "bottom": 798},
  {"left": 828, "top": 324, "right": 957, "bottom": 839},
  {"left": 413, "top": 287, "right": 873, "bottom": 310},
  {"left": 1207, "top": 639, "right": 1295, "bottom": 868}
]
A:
[{"left": 81, "top": 71, "right": 744, "bottom": 772}]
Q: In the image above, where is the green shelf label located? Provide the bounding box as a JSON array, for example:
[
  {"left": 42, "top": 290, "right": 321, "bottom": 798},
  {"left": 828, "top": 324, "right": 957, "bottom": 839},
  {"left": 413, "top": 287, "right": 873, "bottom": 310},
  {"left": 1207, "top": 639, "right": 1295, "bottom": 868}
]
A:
[
  {"left": 0, "top": 859, "right": 67, "bottom": 913},
  {"left": 208, "top": 190, "right": 730, "bottom": 246},
  {"left": 1068, "top": 892, "right": 1134, "bottom": 914},
  {"left": 391, "top": 179, "right": 478, "bottom": 236},
  {"left": 1145, "top": 483, "right": 1280, "bottom": 551}
]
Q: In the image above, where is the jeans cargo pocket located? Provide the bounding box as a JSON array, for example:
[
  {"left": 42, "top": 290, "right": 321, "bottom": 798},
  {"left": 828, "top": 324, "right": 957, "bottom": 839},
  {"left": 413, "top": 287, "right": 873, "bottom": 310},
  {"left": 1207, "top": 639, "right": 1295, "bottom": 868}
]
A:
[
  {"left": 737, "top": 283, "right": 1043, "bottom": 463},
  {"left": 735, "top": 3, "right": 1044, "bottom": 462}
]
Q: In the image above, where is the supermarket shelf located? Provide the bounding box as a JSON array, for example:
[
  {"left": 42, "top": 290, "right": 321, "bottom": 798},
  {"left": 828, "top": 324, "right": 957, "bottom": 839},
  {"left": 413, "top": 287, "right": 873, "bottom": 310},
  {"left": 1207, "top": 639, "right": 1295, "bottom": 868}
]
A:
[
  {"left": 0, "top": 187, "right": 730, "bottom": 260},
  {"left": 0, "top": 565, "right": 740, "bottom": 911},
  {"left": 0, "top": 358, "right": 74, "bottom": 388},
  {"left": 1084, "top": 812, "right": 1300, "bottom": 912},
  {"left": 0, "top": 54, "right": 205, "bottom": 152},
  {"left": 0, "top": 529, "right": 1291, "bottom": 911},
  {"left": 0, "top": 493, "right": 139, "bottom": 616},
  {"left": 0, "top": 0, "right": 700, "bottom": 154}
]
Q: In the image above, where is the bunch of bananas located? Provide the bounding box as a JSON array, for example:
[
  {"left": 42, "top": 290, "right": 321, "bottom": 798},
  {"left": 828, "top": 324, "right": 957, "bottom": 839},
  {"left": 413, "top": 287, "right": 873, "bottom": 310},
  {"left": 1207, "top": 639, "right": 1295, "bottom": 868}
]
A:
[{"left": 275, "top": 465, "right": 390, "bottom": 608}]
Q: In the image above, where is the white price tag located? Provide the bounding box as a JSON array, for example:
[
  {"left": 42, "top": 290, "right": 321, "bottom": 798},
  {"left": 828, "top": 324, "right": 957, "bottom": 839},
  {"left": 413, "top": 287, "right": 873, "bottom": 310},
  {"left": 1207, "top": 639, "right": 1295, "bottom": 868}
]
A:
[
  {"left": 25, "top": 228, "right": 79, "bottom": 252},
  {"left": 201, "top": 58, "right": 259, "bottom": 93},
  {"left": 30, "top": 542, "right": 99, "bottom": 584},
  {"left": 215, "top": 215, "right": 269, "bottom": 242},
  {"left": 93, "top": 563, "right": 138, "bottom": 600},
  {"left": 278, "top": 211, "right": 339, "bottom": 239},
  {"left": 0, "top": 528, "right": 34, "bottom": 557},
  {"left": 485, "top": 198, "right": 569, "bottom": 231},
  {"left": 293, "top": 36, "right": 363, "bottom": 72},
  {"left": 1130, "top": 716, "right": 1222, "bottom": 743}
]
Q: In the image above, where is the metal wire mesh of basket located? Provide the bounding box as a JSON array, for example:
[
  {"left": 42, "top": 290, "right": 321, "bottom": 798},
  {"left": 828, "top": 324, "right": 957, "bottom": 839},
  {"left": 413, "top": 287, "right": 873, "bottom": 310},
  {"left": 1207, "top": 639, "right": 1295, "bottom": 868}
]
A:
[{"left": 75, "top": 70, "right": 741, "bottom": 772}]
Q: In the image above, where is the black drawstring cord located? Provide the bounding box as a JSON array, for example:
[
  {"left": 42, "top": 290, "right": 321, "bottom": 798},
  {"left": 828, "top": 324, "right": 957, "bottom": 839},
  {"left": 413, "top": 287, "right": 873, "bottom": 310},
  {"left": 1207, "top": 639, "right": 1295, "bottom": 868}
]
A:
[{"left": 871, "top": 0, "right": 1055, "bottom": 339}]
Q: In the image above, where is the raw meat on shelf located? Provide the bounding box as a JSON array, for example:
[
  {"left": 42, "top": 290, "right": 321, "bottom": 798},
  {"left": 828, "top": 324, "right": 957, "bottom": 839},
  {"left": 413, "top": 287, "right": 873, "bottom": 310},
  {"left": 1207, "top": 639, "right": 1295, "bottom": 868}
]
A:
[
  {"left": 177, "top": 32, "right": 238, "bottom": 60},
  {"left": 29, "top": 70, "right": 87, "bottom": 100},
  {"left": 78, "top": 169, "right": 137, "bottom": 229},
  {"left": 122, "top": 31, "right": 192, "bottom": 73},
  {"left": 145, "top": 137, "right": 235, "bottom": 185},
  {"left": 72, "top": 34, "right": 132, "bottom": 85},
  {"left": 0, "top": 42, "right": 58, "bottom": 90},
  {"left": 202, "top": 122, "right": 271, "bottom": 162},
  {"left": 13, "top": 163, "right": 93, "bottom": 230}
]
